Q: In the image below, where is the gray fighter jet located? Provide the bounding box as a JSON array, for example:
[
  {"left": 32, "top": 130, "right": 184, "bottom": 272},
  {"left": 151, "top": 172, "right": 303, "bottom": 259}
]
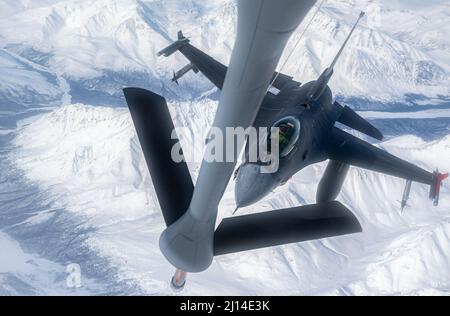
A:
[
  {"left": 123, "top": 4, "right": 447, "bottom": 289},
  {"left": 157, "top": 12, "right": 447, "bottom": 210}
]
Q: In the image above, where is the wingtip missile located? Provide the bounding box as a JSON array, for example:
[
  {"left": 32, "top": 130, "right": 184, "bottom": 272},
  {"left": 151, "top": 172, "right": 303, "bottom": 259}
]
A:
[
  {"left": 157, "top": 30, "right": 190, "bottom": 57},
  {"left": 430, "top": 171, "right": 448, "bottom": 206}
]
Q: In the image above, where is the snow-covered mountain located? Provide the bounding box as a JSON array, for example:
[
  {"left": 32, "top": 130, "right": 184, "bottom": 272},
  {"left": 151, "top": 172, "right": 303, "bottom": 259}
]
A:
[
  {"left": 7, "top": 102, "right": 450, "bottom": 295},
  {"left": 0, "top": 0, "right": 449, "bottom": 295},
  {"left": 1, "top": 0, "right": 449, "bottom": 107}
]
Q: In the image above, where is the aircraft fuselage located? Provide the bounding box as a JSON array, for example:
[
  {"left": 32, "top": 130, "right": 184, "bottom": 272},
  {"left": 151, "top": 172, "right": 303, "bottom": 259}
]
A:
[{"left": 235, "top": 81, "right": 341, "bottom": 208}]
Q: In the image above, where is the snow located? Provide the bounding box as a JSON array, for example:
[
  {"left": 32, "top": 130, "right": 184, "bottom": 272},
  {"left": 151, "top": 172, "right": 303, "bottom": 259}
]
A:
[
  {"left": 0, "top": 231, "right": 94, "bottom": 295},
  {"left": 0, "top": 0, "right": 449, "bottom": 103},
  {"left": 1, "top": 0, "right": 450, "bottom": 296},
  {"left": 0, "top": 49, "right": 64, "bottom": 109},
  {"left": 8, "top": 102, "right": 450, "bottom": 295}
]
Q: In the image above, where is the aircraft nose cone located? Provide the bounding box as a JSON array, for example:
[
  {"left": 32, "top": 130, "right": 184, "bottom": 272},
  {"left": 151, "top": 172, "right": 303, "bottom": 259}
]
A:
[{"left": 234, "top": 163, "right": 277, "bottom": 208}]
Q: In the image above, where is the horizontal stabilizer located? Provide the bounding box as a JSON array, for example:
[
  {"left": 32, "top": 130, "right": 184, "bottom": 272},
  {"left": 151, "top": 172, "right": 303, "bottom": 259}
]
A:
[
  {"left": 213, "top": 201, "right": 361, "bottom": 256},
  {"left": 336, "top": 102, "right": 383, "bottom": 141},
  {"left": 123, "top": 88, "right": 193, "bottom": 226}
]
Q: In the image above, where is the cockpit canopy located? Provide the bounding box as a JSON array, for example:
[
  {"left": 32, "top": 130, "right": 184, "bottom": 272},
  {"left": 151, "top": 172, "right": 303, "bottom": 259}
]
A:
[
  {"left": 243, "top": 116, "right": 301, "bottom": 165},
  {"left": 269, "top": 116, "right": 301, "bottom": 158}
]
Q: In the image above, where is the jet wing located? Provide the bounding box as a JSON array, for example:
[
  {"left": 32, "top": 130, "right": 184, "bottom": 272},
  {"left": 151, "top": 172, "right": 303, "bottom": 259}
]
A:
[
  {"left": 178, "top": 43, "right": 228, "bottom": 89},
  {"left": 159, "top": 32, "right": 300, "bottom": 91},
  {"left": 326, "top": 127, "right": 434, "bottom": 185}
]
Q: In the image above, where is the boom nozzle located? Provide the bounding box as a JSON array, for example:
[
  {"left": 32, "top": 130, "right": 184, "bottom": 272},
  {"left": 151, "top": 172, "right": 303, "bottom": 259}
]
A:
[{"left": 171, "top": 269, "right": 187, "bottom": 291}]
